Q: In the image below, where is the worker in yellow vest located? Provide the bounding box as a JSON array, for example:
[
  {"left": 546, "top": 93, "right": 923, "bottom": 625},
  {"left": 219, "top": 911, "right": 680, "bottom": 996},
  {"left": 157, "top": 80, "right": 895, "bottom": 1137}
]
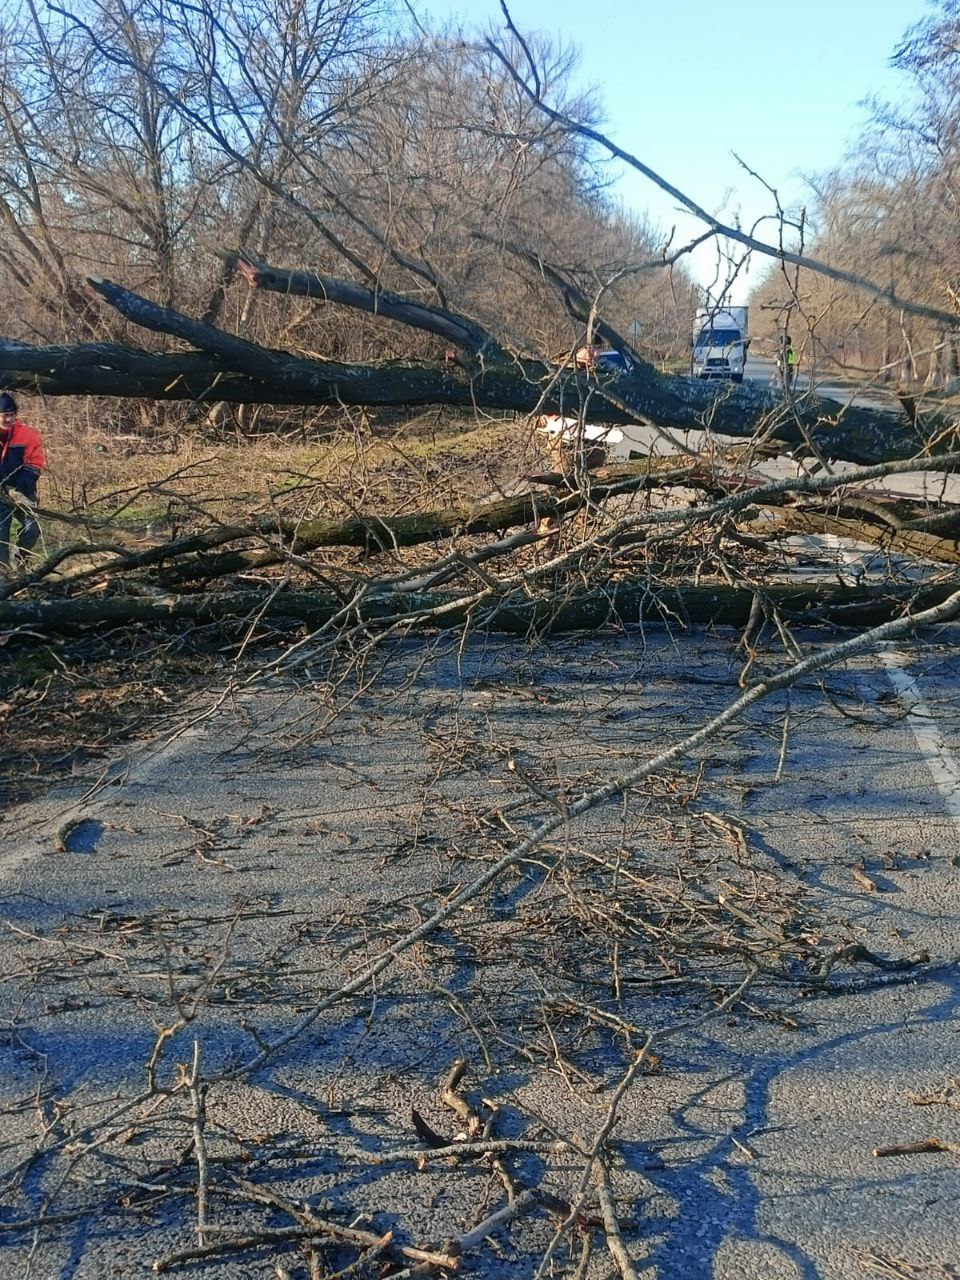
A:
[{"left": 776, "top": 334, "right": 797, "bottom": 390}]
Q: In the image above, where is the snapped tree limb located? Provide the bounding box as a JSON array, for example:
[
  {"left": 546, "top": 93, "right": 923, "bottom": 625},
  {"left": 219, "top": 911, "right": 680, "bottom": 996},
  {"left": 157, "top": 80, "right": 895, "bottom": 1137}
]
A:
[
  {"left": 234, "top": 257, "right": 506, "bottom": 359},
  {"left": 0, "top": 581, "right": 956, "bottom": 636},
  {"left": 2, "top": 277, "right": 957, "bottom": 469}
]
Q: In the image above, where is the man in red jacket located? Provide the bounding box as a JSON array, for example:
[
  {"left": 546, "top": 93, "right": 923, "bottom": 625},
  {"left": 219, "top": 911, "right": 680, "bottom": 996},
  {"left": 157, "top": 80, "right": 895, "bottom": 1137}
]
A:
[{"left": 0, "top": 392, "right": 46, "bottom": 572}]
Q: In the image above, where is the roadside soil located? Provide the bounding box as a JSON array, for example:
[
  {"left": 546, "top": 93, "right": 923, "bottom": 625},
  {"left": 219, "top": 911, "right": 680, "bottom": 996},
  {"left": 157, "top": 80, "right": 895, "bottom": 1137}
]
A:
[{"left": 0, "top": 630, "right": 221, "bottom": 810}]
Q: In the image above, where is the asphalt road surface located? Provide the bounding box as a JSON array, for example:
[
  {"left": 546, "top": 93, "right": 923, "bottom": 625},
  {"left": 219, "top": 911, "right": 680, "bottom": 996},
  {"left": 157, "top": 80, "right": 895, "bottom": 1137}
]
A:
[
  {"left": 1, "top": 627, "right": 959, "bottom": 1278},
  {"left": 744, "top": 355, "right": 899, "bottom": 412}
]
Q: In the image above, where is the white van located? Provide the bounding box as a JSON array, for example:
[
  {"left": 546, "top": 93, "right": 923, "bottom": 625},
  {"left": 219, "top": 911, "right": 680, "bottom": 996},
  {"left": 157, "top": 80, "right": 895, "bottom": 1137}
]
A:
[{"left": 691, "top": 306, "right": 749, "bottom": 383}]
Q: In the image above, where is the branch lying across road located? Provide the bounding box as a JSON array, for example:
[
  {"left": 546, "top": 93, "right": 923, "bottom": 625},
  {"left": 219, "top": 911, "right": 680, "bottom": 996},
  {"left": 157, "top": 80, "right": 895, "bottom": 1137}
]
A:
[
  {"left": 3, "top": 446, "right": 956, "bottom": 614},
  {"left": 0, "top": 580, "right": 956, "bottom": 636},
  {"left": 8, "top": 448, "right": 955, "bottom": 604},
  {"left": 2, "top": 276, "right": 957, "bottom": 469}
]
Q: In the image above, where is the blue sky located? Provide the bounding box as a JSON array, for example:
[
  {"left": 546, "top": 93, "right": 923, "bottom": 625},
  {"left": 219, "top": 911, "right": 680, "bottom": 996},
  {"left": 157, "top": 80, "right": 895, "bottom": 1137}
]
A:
[{"left": 416, "top": 0, "right": 929, "bottom": 300}]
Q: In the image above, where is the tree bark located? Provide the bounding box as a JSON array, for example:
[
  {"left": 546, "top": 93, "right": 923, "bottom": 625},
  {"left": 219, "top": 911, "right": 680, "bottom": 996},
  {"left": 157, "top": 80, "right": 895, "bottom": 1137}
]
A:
[
  {"left": 0, "top": 581, "right": 953, "bottom": 636},
  {"left": 0, "top": 330, "right": 948, "bottom": 470},
  {"left": 154, "top": 462, "right": 692, "bottom": 584},
  {"left": 235, "top": 258, "right": 501, "bottom": 358}
]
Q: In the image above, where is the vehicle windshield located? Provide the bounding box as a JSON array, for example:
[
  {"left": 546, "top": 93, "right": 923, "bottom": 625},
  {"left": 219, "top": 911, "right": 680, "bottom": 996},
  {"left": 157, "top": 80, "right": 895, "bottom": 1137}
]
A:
[{"left": 695, "top": 328, "right": 741, "bottom": 348}]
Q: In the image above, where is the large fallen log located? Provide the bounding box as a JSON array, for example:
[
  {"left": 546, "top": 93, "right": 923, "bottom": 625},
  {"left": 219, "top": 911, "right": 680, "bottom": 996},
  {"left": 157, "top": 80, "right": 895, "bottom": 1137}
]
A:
[
  {"left": 2, "top": 278, "right": 957, "bottom": 468},
  {"left": 0, "top": 459, "right": 691, "bottom": 597},
  {"left": 154, "top": 462, "right": 694, "bottom": 584},
  {"left": 0, "top": 580, "right": 955, "bottom": 636}
]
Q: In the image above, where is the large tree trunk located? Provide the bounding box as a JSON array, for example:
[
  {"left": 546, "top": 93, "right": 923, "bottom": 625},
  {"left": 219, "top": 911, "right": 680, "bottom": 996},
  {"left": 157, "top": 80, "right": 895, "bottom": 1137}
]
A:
[
  {"left": 0, "top": 581, "right": 954, "bottom": 636},
  {"left": 1, "top": 274, "right": 955, "bottom": 468},
  {"left": 0, "top": 340, "right": 947, "bottom": 471}
]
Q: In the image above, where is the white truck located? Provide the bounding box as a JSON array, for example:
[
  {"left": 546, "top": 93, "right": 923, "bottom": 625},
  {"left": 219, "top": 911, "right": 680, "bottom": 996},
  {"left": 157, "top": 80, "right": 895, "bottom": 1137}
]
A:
[{"left": 691, "top": 305, "right": 749, "bottom": 383}]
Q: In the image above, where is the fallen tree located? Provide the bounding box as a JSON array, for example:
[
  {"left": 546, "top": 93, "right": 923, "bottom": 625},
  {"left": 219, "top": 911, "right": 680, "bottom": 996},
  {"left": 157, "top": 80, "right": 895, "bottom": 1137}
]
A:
[
  {"left": 1, "top": 580, "right": 955, "bottom": 636},
  {"left": 5, "top": 14, "right": 960, "bottom": 1280},
  {"left": 1, "top": 272, "right": 956, "bottom": 468},
  {"left": 1, "top": 153, "right": 959, "bottom": 642},
  {"left": 5, "top": 450, "right": 957, "bottom": 619}
]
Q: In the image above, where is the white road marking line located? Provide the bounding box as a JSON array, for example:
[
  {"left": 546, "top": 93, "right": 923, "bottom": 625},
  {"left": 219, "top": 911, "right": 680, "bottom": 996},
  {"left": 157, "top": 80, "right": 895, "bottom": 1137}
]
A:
[
  {"left": 819, "top": 530, "right": 960, "bottom": 836},
  {"left": 879, "top": 645, "right": 960, "bottom": 833}
]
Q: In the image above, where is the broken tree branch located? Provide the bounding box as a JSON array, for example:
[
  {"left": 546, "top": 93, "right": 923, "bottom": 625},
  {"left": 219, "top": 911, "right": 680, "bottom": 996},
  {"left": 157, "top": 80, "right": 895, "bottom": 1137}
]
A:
[
  {"left": 0, "top": 581, "right": 955, "bottom": 637},
  {"left": 235, "top": 256, "right": 503, "bottom": 359},
  {"left": 3, "top": 281, "right": 956, "bottom": 467}
]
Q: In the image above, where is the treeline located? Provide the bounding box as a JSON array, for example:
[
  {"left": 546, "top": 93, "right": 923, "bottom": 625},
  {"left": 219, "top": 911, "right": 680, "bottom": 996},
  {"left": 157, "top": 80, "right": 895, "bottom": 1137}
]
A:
[
  {"left": 0, "top": 0, "right": 696, "bottom": 432},
  {"left": 751, "top": 0, "right": 960, "bottom": 386}
]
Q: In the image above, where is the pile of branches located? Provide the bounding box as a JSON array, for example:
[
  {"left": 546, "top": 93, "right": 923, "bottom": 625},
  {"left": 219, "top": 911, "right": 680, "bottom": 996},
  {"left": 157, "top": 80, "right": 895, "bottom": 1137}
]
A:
[{"left": 0, "top": 265, "right": 959, "bottom": 644}]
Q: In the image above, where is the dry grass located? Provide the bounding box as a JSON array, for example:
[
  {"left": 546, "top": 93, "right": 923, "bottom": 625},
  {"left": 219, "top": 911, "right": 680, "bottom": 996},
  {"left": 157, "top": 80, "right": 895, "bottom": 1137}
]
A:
[{"left": 35, "top": 404, "right": 534, "bottom": 539}]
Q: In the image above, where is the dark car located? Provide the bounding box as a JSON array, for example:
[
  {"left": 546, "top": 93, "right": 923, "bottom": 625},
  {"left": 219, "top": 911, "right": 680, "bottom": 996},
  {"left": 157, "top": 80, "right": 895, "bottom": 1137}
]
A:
[{"left": 595, "top": 349, "right": 634, "bottom": 375}]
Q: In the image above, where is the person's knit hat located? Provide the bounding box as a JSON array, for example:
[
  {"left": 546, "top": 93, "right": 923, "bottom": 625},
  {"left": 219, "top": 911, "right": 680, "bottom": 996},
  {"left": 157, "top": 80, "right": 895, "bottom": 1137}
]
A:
[{"left": 0, "top": 393, "right": 17, "bottom": 414}]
